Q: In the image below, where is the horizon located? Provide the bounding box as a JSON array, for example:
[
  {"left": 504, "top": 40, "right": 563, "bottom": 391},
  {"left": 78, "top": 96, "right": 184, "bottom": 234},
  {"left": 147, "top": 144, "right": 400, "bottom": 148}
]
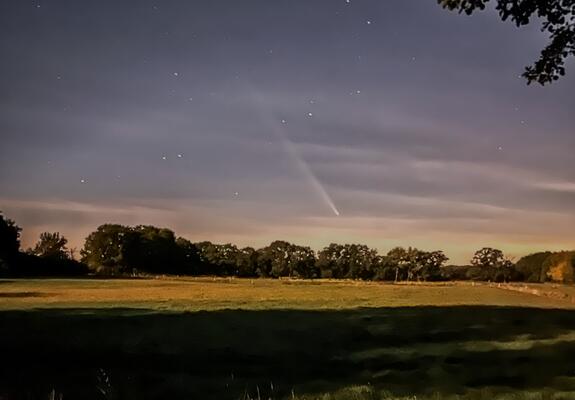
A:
[
  {"left": 1, "top": 1, "right": 574, "bottom": 265},
  {"left": 4, "top": 207, "right": 571, "bottom": 265}
]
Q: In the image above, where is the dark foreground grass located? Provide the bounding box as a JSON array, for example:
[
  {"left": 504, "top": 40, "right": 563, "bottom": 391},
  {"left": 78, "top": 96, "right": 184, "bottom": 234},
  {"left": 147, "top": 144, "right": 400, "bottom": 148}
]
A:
[{"left": 2, "top": 306, "right": 575, "bottom": 399}]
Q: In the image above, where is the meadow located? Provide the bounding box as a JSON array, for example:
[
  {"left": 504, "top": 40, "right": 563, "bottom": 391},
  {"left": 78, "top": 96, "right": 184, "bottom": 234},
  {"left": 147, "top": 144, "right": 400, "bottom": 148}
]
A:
[{"left": 2, "top": 278, "right": 575, "bottom": 399}]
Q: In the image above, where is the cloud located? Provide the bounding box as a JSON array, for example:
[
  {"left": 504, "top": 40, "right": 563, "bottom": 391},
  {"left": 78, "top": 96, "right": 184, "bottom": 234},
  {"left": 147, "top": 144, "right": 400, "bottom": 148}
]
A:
[{"left": 534, "top": 181, "right": 575, "bottom": 193}]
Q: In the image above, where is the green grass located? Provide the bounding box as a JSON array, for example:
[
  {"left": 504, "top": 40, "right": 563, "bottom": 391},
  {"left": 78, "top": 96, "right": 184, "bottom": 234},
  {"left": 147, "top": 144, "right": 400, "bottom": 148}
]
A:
[{"left": 2, "top": 278, "right": 575, "bottom": 399}]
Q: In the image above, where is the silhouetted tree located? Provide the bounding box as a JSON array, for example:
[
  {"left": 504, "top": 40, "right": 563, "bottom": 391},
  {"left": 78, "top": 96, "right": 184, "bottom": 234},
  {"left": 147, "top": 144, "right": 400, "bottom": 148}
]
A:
[
  {"left": 470, "top": 247, "right": 516, "bottom": 281},
  {"left": 194, "top": 241, "right": 216, "bottom": 274},
  {"left": 439, "top": 0, "right": 575, "bottom": 84},
  {"left": 316, "top": 243, "right": 344, "bottom": 279},
  {"left": 317, "top": 243, "right": 380, "bottom": 280},
  {"left": 471, "top": 247, "right": 508, "bottom": 268},
  {"left": 236, "top": 247, "right": 258, "bottom": 277},
  {"left": 386, "top": 247, "right": 417, "bottom": 282},
  {"left": 372, "top": 256, "right": 397, "bottom": 281},
  {"left": 196, "top": 242, "right": 244, "bottom": 276},
  {"left": 257, "top": 241, "right": 317, "bottom": 278},
  {"left": 385, "top": 247, "right": 448, "bottom": 281},
  {"left": 81, "top": 224, "right": 132, "bottom": 273},
  {"left": 123, "top": 225, "right": 182, "bottom": 274},
  {"left": 175, "top": 237, "right": 201, "bottom": 275},
  {"left": 30, "top": 232, "right": 69, "bottom": 260},
  {"left": 414, "top": 250, "right": 449, "bottom": 281},
  {"left": 0, "top": 212, "right": 21, "bottom": 266},
  {"left": 0, "top": 218, "right": 87, "bottom": 277}
]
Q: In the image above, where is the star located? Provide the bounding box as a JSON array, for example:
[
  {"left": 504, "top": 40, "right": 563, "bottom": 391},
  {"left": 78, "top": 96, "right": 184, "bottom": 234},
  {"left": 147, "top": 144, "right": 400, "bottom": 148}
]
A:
[
  {"left": 80, "top": 179, "right": 86, "bottom": 184},
  {"left": 162, "top": 155, "right": 167, "bottom": 160},
  {"left": 173, "top": 72, "right": 179, "bottom": 77},
  {"left": 497, "top": 146, "right": 503, "bottom": 151},
  {"left": 356, "top": 90, "right": 361, "bottom": 94},
  {"left": 234, "top": 192, "right": 239, "bottom": 196},
  {"left": 366, "top": 20, "right": 372, "bottom": 25},
  {"left": 307, "top": 112, "right": 313, "bottom": 117},
  {"left": 281, "top": 119, "right": 287, "bottom": 124},
  {"left": 177, "top": 154, "right": 183, "bottom": 158}
]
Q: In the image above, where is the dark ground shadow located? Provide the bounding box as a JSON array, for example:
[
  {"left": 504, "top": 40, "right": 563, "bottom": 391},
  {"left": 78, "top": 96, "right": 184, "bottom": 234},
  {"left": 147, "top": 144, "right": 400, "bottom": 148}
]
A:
[{"left": 2, "top": 306, "right": 575, "bottom": 399}]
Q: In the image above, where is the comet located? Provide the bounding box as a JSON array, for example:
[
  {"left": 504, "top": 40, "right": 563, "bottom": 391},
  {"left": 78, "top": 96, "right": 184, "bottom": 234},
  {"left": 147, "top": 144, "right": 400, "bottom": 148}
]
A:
[
  {"left": 249, "top": 90, "right": 340, "bottom": 217},
  {"left": 278, "top": 133, "right": 341, "bottom": 216}
]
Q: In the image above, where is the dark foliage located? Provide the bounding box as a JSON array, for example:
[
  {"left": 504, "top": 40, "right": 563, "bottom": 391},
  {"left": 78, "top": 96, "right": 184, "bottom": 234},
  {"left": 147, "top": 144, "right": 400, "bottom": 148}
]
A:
[
  {"left": 77, "top": 223, "right": 455, "bottom": 281},
  {"left": 0, "top": 215, "right": 88, "bottom": 277},
  {"left": 258, "top": 240, "right": 317, "bottom": 278},
  {"left": 0, "top": 212, "right": 21, "bottom": 266},
  {"left": 452, "top": 248, "right": 521, "bottom": 282},
  {"left": 29, "top": 232, "right": 70, "bottom": 260},
  {"left": 194, "top": 241, "right": 247, "bottom": 276},
  {"left": 175, "top": 237, "right": 202, "bottom": 275},
  {"left": 317, "top": 243, "right": 380, "bottom": 280},
  {"left": 81, "top": 224, "right": 133, "bottom": 273},
  {"left": 123, "top": 225, "right": 184, "bottom": 275},
  {"left": 81, "top": 224, "right": 200, "bottom": 276},
  {"left": 440, "top": 264, "right": 473, "bottom": 281},
  {"left": 2, "top": 214, "right": 572, "bottom": 282},
  {"left": 439, "top": 0, "right": 575, "bottom": 84},
  {"left": 515, "top": 251, "right": 554, "bottom": 282},
  {"left": 4, "top": 252, "right": 88, "bottom": 277}
]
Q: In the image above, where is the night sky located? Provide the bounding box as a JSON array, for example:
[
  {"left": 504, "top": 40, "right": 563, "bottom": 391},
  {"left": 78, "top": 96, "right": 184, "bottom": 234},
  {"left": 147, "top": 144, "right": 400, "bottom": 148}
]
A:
[{"left": 1, "top": 1, "right": 574, "bottom": 263}]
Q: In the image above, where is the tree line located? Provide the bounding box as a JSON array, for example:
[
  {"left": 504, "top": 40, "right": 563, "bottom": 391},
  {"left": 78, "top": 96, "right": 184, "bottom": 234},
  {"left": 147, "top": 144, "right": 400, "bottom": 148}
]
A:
[
  {"left": 1, "top": 212, "right": 573, "bottom": 282},
  {"left": 79, "top": 224, "right": 452, "bottom": 281}
]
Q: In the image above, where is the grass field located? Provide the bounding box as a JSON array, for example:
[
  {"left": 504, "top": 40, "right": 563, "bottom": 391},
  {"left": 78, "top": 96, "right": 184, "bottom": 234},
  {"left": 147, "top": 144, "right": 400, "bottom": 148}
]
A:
[
  {"left": 3, "top": 278, "right": 575, "bottom": 399},
  {"left": 1, "top": 278, "right": 573, "bottom": 311}
]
